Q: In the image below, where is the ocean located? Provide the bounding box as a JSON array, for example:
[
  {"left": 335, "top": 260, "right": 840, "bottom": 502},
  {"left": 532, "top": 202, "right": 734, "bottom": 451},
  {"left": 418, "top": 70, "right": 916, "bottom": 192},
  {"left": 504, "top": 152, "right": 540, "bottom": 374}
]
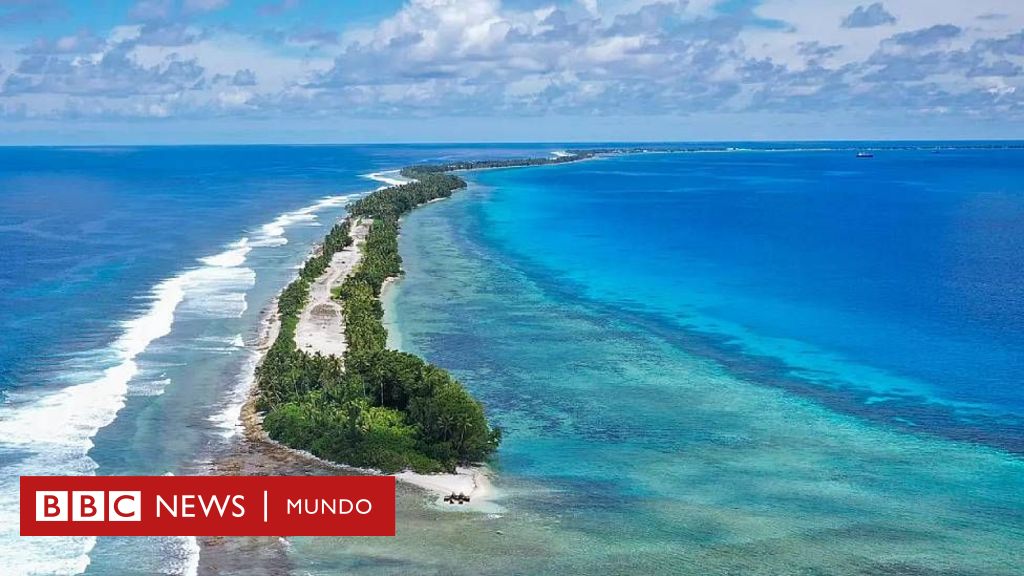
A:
[{"left": 2, "top": 144, "right": 1023, "bottom": 575}]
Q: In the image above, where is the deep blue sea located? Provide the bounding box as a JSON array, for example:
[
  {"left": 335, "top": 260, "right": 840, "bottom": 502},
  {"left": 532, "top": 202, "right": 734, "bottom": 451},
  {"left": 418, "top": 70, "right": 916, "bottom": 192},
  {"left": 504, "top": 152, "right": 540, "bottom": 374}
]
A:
[{"left": 2, "top": 143, "right": 1023, "bottom": 575}]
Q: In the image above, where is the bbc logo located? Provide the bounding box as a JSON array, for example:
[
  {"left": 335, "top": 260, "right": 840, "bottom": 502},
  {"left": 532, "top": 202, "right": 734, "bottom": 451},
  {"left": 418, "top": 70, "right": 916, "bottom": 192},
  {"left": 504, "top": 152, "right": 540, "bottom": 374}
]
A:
[{"left": 36, "top": 491, "right": 141, "bottom": 522}]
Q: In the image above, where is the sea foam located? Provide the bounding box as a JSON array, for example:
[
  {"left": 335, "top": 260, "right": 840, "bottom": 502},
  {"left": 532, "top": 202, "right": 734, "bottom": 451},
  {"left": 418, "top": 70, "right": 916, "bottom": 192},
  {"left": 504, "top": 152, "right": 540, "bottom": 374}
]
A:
[
  {"left": 0, "top": 241, "right": 243, "bottom": 574},
  {"left": 198, "top": 238, "right": 251, "bottom": 267},
  {"left": 251, "top": 194, "right": 354, "bottom": 247},
  {"left": 208, "top": 347, "right": 261, "bottom": 439},
  {"left": 0, "top": 274, "right": 185, "bottom": 575},
  {"left": 0, "top": 192, "right": 357, "bottom": 575}
]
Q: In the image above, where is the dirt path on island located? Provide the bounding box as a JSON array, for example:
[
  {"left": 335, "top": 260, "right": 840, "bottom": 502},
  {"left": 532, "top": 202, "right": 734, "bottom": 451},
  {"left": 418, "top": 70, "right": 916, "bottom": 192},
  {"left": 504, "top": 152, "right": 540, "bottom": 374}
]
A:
[{"left": 293, "top": 218, "right": 370, "bottom": 358}]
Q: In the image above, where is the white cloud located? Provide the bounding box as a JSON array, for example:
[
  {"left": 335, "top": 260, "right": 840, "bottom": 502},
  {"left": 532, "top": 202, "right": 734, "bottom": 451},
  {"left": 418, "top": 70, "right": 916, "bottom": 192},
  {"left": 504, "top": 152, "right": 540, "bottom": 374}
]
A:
[
  {"left": 842, "top": 3, "right": 897, "bottom": 29},
  {"left": 184, "top": 0, "right": 230, "bottom": 13},
  {"left": 0, "top": 0, "right": 1020, "bottom": 126}
]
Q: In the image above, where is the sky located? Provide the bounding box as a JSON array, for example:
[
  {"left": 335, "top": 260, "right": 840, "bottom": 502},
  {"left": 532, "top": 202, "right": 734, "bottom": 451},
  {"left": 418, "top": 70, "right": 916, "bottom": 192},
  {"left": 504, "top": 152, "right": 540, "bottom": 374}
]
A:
[{"left": 0, "top": 0, "right": 1022, "bottom": 144}]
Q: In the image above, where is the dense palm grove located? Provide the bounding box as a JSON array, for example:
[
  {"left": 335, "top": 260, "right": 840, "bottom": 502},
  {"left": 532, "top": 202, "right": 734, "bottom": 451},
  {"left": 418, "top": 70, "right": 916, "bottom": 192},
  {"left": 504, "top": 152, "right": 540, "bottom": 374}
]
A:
[
  {"left": 255, "top": 168, "right": 505, "bottom": 473},
  {"left": 255, "top": 155, "right": 596, "bottom": 473}
]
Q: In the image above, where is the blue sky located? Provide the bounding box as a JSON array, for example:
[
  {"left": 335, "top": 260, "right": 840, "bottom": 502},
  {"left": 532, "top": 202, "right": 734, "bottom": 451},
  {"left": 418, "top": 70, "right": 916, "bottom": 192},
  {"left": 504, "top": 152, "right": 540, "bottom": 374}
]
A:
[{"left": 1, "top": 0, "right": 1022, "bottom": 143}]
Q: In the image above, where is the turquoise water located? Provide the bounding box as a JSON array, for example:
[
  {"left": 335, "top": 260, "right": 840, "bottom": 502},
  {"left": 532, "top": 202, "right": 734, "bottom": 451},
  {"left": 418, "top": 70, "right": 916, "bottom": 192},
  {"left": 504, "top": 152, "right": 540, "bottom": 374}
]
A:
[
  {"left": 373, "top": 150, "right": 1024, "bottom": 574},
  {"left": 472, "top": 150, "right": 1024, "bottom": 447}
]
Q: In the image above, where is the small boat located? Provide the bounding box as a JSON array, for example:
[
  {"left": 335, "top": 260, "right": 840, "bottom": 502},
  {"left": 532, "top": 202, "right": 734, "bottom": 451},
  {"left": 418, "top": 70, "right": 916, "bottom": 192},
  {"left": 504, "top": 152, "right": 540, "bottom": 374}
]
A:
[
  {"left": 443, "top": 492, "right": 471, "bottom": 505},
  {"left": 855, "top": 152, "right": 874, "bottom": 158}
]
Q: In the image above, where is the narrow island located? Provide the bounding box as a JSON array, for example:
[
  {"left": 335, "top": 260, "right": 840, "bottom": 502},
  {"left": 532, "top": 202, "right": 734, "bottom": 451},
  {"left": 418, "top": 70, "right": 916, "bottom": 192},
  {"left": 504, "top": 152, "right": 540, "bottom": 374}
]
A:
[
  {"left": 251, "top": 151, "right": 607, "bottom": 484},
  {"left": 236, "top": 141, "right": 1009, "bottom": 501}
]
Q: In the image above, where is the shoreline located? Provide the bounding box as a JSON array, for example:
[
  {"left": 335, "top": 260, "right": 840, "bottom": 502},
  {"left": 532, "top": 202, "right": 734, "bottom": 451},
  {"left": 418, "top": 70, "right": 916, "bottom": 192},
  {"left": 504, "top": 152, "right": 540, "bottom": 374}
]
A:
[
  {"left": 379, "top": 276, "right": 403, "bottom": 350},
  {"left": 221, "top": 170, "right": 499, "bottom": 508}
]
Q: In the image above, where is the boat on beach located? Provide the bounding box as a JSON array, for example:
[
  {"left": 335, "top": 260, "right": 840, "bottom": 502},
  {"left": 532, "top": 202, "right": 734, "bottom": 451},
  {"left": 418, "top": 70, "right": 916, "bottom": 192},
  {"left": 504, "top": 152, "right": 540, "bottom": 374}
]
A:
[{"left": 443, "top": 492, "right": 471, "bottom": 505}]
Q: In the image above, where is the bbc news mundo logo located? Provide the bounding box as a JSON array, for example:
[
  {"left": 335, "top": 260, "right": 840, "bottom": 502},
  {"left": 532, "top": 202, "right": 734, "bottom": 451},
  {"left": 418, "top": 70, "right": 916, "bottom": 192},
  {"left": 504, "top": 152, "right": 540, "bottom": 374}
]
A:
[
  {"left": 36, "top": 491, "right": 141, "bottom": 522},
  {"left": 21, "top": 476, "right": 395, "bottom": 537}
]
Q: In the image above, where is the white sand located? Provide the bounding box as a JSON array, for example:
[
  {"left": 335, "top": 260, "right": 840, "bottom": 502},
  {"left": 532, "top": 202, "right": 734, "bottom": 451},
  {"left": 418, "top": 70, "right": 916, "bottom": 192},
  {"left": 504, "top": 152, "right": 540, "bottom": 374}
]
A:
[
  {"left": 364, "top": 170, "right": 413, "bottom": 188},
  {"left": 294, "top": 218, "right": 370, "bottom": 358},
  {"left": 396, "top": 466, "right": 502, "bottom": 512},
  {"left": 293, "top": 170, "right": 405, "bottom": 358}
]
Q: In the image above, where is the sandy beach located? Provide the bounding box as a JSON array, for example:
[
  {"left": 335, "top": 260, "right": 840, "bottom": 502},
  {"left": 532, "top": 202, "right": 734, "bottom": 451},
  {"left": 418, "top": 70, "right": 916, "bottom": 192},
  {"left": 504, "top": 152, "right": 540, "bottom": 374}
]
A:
[
  {"left": 395, "top": 467, "right": 499, "bottom": 512},
  {"left": 214, "top": 170, "right": 498, "bottom": 507},
  {"left": 365, "top": 169, "right": 413, "bottom": 188}
]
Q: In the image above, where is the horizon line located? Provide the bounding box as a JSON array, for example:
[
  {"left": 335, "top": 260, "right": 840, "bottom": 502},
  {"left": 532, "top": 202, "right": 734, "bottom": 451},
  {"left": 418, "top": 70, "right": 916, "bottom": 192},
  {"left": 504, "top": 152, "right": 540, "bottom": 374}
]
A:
[{"left": 3, "top": 138, "right": 1024, "bottom": 148}]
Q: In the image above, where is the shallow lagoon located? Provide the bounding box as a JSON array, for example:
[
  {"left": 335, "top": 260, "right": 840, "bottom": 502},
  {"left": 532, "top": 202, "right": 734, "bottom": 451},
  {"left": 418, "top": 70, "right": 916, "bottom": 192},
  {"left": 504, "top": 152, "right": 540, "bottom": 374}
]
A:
[{"left": 351, "top": 152, "right": 1024, "bottom": 575}]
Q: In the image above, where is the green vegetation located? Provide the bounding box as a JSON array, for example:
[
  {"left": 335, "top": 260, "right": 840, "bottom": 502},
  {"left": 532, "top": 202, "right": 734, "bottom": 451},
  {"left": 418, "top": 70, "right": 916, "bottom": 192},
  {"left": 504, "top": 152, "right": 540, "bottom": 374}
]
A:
[
  {"left": 400, "top": 155, "right": 590, "bottom": 174},
  {"left": 255, "top": 165, "right": 504, "bottom": 474},
  {"left": 255, "top": 219, "right": 351, "bottom": 411},
  {"left": 345, "top": 171, "right": 465, "bottom": 220},
  {"left": 255, "top": 152, "right": 622, "bottom": 473}
]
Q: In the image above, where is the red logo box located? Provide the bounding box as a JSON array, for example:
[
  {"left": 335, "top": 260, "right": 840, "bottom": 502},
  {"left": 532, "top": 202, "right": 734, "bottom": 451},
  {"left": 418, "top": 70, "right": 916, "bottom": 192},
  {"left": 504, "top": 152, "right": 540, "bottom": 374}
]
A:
[{"left": 21, "top": 476, "right": 395, "bottom": 536}]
